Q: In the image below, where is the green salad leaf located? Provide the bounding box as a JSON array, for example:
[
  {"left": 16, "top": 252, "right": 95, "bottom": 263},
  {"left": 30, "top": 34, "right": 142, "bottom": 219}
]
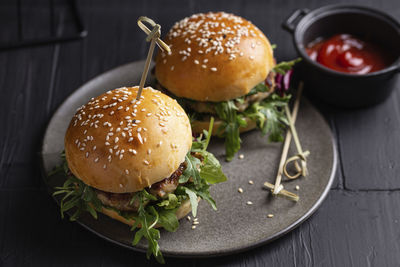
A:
[
  {"left": 215, "top": 101, "right": 247, "bottom": 161},
  {"left": 244, "top": 93, "right": 290, "bottom": 142},
  {"left": 272, "top": 58, "right": 301, "bottom": 74},
  {"left": 246, "top": 82, "right": 270, "bottom": 96}
]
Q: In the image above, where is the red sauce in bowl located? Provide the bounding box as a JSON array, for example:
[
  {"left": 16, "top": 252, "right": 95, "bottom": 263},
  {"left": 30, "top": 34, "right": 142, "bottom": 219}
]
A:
[{"left": 306, "top": 34, "right": 390, "bottom": 74}]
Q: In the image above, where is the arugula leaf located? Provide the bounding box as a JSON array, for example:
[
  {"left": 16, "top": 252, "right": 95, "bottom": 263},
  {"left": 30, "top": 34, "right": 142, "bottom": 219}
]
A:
[
  {"left": 183, "top": 187, "right": 199, "bottom": 217},
  {"left": 199, "top": 151, "right": 227, "bottom": 184},
  {"left": 244, "top": 93, "right": 290, "bottom": 142},
  {"left": 215, "top": 101, "right": 246, "bottom": 161},
  {"left": 179, "top": 154, "right": 201, "bottom": 184},
  {"left": 157, "top": 194, "right": 180, "bottom": 210},
  {"left": 182, "top": 183, "right": 217, "bottom": 211},
  {"left": 53, "top": 175, "right": 102, "bottom": 221},
  {"left": 130, "top": 192, "right": 164, "bottom": 264},
  {"left": 246, "top": 82, "right": 270, "bottom": 96},
  {"left": 157, "top": 208, "right": 179, "bottom": 232},
  {"left": 272, "top": 58, "right": 301, "bottom": 74},
  {"left": 191, "top": 117, "right": 214, "bottom": 152}
]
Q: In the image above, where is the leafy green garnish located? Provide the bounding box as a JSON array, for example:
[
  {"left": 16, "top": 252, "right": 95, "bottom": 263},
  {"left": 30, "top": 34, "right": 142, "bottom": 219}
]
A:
[
  {"left": 215, "top": 101, "right": 247, "bottom": 161},
  {"left": 53, "top": 172, "right": 102, "bottom": 221},
  {"left": 179, "top": 154, "right": 201, "bottom": 184},
  {"left": 157, "top": 193, "right": 180, "bottom": 210},
  {"left": 183, "top": 187, "right": 199, "bottom": 217},
  {"left": 199, "top": 151, "right": 227, "bottom": 184},
  {"left": 272, "top": 58, "right": 301, "bottom": 74},
  {"left": 246, "top": 82, "right": 270, "bottom": 96}
]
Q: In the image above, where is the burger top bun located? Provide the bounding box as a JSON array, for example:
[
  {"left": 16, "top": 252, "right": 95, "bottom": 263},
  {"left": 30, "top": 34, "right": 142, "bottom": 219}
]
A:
[
  {"left": 64, "top": 86, "right": 192, "bottom": 193},
  {"left": 155, "top": 12, "right": 275, "bottom": 102}
]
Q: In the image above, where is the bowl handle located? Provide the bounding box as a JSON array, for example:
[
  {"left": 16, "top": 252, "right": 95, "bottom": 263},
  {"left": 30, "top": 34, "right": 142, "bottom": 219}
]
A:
[{"left": 282, "top": 8, "right": 310, "bottom": 33}]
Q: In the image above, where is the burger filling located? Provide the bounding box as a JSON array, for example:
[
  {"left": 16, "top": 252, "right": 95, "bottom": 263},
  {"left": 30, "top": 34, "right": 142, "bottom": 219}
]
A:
[{"left": 95, "top": 161, "right": 187, "bottom": 212}]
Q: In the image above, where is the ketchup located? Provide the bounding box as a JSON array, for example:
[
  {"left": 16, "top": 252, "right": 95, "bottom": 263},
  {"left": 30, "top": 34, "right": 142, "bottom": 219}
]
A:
[{"left": 306, "top": 34, "right": 390, "bottom": 74}]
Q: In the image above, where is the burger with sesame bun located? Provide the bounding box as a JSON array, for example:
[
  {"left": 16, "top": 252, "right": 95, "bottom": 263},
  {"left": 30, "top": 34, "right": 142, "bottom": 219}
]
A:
[
  {"left": 155, "top": 12, "right": 299, "bottom": 161},
  {"left": 52, "top": 86, "right": 226, "bottom": 263}
]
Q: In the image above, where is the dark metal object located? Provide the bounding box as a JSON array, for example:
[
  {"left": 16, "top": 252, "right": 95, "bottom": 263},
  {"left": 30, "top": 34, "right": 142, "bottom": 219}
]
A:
[
  {"left": 283, "top": 5, "right": 400, "bottom": 108},
  {"left": 0, "top": 0, "right": 87, "bottom": 51}
]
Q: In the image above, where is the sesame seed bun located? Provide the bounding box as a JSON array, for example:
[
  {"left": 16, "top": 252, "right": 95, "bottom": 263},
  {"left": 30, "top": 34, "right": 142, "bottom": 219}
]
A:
[
  {"left": 155, "top": 12, "right": 275, "bottom": 102},
  {"left": 100, "top": 199, "right": 196, "bottom": 227},
  {"left": 64, "top": 86, "right": 192, "bottom": 193}
]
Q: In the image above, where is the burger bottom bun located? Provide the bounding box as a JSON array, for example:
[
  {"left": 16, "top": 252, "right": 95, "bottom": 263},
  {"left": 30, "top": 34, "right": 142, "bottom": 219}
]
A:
[
  {"left": 100, "top": 199, "right": 196, "bottom": 227},
  {"left": 192, "top": 117, "right": 256, "bottom": 136}
]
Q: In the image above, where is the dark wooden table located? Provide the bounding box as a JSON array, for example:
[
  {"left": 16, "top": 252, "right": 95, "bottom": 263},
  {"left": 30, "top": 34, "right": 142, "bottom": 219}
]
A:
[{"left": 1, "top": 0, "right": 399, "bottom": 266}]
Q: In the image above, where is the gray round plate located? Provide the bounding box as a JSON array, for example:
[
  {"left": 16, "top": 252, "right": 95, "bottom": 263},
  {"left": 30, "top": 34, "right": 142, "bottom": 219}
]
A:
[{"left": 41, "top": 60, "right": 337, "bottom": 258}]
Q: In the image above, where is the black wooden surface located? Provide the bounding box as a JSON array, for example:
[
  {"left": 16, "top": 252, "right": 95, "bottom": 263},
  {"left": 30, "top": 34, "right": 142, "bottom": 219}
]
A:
[{"left": 1, "top": 0, "right": 400, "bottom": 266}]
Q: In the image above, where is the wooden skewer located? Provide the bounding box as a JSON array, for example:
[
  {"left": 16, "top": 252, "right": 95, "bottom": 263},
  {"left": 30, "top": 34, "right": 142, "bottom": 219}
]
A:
[
  {"left": 136, "top": 16, "right": 170, "bottom": 100},
  {"left": 264, "top": 82, "right": 305, "bottom": 202}
]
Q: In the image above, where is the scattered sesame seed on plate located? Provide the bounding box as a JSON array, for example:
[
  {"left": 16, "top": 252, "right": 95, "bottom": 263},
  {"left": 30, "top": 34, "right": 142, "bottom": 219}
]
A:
[
  {"left": 246, "top": 201, "right": 253, "bottom": 205},
  {"left": 295, "top": 185, "right": 300, "bottom": 190},
  {"left": 238, "top": 188, "right": 243, "bottom": 193},
  {"left": 248, "top": 180, "right": 254, "bottom": 185},
  {"left": 239, "top": 154, "right": 244, "bottom": 159},
  {"left": 267, "top": 214, "right": 274, "bottom": 218}
]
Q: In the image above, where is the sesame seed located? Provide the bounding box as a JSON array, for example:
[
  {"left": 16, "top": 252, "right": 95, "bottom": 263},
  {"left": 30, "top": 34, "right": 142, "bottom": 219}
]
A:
[
  {"left": 125, "top": 169, "right": 129, "bottom": 174},
  {"left": 250, "top": 55, "right": 255, "bottom": 60},
  {"left": 113, "top": 145, "right": 118, "bottom": 149},
  {"left": 146, "top": 113, "right": 152, "bottom": 117},
  {"left": 210, "top": 67, "right": 217, "bottom": 72},
  {"left": 80, "top": 147, "right": 85, "bottom": 151},
  {"left": 193, "top": 221, "right": 199, "bottom": 225},
  {"left": 85, "top": 152, "right": 89, "bottom": 158},
  {"left": 128, "top": 137, "right": 133, "bottom": 142},
  {"left": 191, "top": 226, "right": 196, "bottom": 230},
  {"left": 248, "top": 180, "right": 254, "bottom": 185},
  {"left": 267, "top": 214, "right": 274, "bottom": 218},
  {"left": 193, "top": 218, "right": 198, "bottom": 222},
  {"left": 170, "top": 66, "right": 175, "bottom": 71},
  {"left": 238, "top": 188, "right": 243, "bottom": 193},
  {"left": 157, "top": 141, "right": 163, "bottom": 147},
  {"left": 295, "top": 185, "right": 300, "bottom": 191},
  {"left": 240, "top": 52, "right": 244, "bottom": 56},
  {"left": 203, "top": 59, "right": 208, "bottom": 63},
  {"left": 119, "top": 154, "right": 123, "bottom": 160},
  {"left": 137, "top": 133, "right": 143, "bottom": 144},
  {"left": 239, "top": 154, "right": 244, "bottom": 159},
  {"left": 137, "top": 127, "right": 142, "bottom": 132},
  {"left": 109, "top": 148, "right": 113, "bottom": 153},
  {"left": 94, "top": 158, "right": 99, "bottom": 163},
  {"left": 194, "top": 60, "right": 199, "bottom": 64},
  {"left": 246, "top": 201, "right": 253, "bottom": 205},
  {"left": 143, "top": 160, "right": 149, "bottom": 165},
  {"left": 201, "top": 65, "right": 207, "bottom": 69},
  {"left": 187, "top": 216, "right": 191, "bottom": 221},
  {"left": 115, "top": 137, "right": 119, "bottom": 143},
  {"left": 103, "top": 164, "right": 107, "bottom": 169},
  {"left": 119, "top": 184, "right": 123, "bottom": 188},
  {"left": 159, "top": 122, "right": 165, "bottom": 127}
]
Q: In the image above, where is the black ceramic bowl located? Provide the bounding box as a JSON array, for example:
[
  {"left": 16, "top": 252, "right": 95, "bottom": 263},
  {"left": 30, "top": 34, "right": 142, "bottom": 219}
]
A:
[{"left": 283, "top": 5, "right": 400, "bottom": 108}]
